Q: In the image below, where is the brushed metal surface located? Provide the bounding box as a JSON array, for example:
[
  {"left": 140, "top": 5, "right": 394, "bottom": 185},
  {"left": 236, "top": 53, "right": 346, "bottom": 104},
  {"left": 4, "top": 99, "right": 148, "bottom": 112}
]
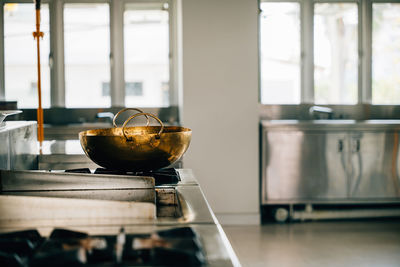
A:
[
  {"left": 0, "top": 224, "right": 237, "bottom": 267},
  {"left": 0, "top": 131, "right": 9, "bottom": 169},
  {"left": 3, "top": 189, "right": 155, "bottom": 203},
  {"left": 261, "top": 119, "right": 400, "bottom": 131},
  {"left": 262, "top": 121, "right": 400, "bottom": 203},
  {"left": 0, "top": 169, "right": 237, "bottom": 266},
  {"left": 260, "top": 104, "right": 400, "bottom": 120},
  {"left": 0, "top": 195, "right": 156, "bottom": 223},
  {"left": 0, "top": 169, "right": 214, "bottom": 225},
  {"left": 0, "top": 121, "right": 38, "bottom": 170},
  {"left": 263, "top": 130, "right": 348, "bottom": 200},
  {"left": 9, "top": 122, "right": 38, "bottom": 170},
  {"left": 349, "top": 132, "right": 400, "bottom": 198},
  {"left": 0, "top": 170, "right": 155, "bottom": 191}
]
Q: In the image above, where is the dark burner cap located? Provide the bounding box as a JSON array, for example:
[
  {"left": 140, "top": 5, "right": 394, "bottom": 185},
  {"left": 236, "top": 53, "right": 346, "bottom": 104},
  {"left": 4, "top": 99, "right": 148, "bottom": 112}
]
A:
[
  {"left": 93, "top": 168, "right": 126, "bottom": 175},
  {"left": 49, "top": 229, "right": 88, "bottom": 240}
]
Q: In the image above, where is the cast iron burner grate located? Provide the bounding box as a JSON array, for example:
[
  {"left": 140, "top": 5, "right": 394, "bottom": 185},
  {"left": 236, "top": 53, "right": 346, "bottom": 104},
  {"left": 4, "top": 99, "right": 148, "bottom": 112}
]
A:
[
  {"left": 64, "top": 168, "right": 181, "bottom": 186},
  {"left": 0, "top": 227, "right": 206, "bottom": 266}
]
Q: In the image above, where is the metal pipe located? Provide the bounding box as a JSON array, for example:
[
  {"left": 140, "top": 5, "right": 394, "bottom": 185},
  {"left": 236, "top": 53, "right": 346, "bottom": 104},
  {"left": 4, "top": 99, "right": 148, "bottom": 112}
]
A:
[{"left": 33, "top": 0, "right": 44, "bottom": 144}]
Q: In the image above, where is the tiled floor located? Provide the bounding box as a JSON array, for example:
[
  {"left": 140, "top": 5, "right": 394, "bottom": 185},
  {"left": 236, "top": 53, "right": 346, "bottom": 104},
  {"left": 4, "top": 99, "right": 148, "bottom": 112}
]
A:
[{"left": 223, "top": 220, "right": 400, "bottom": 267}]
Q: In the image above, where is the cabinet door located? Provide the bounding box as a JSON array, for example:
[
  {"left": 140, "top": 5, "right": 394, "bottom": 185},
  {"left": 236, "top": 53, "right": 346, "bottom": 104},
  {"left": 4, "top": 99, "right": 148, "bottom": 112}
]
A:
[
  {"left": 263, "top": 130, "right": 348, "bottom": 201},
  {"left": 349, "top": 132, "right": 400, "bottom": 198},
  {"left": 10, "top": 125, "right": 38, "bottom": 170},
  {"left": 0, "top": 131, "right": 10, "bottom": 169}
]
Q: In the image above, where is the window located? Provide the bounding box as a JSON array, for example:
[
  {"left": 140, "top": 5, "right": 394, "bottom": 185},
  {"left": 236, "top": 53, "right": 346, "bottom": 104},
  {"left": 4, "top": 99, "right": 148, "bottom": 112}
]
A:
[
  {"left": 372, "top": 3, "right": 400, "bottom": 104},
  {"left": 314, "top": 3, "right": 358, "bottom": 104},
  {"left": 102, "top": 82, "right": 143, "bottom": 97},
  {"left": 260, "top": 2, "right": 300, "bottom": 104},
  {"left": 161, "top": 81, "right": 169, "bottom": 105},
  {"left": 4, "top": 3, "right": 50, "bottom": 108},
  {"left": 260, "top": 0, "right": 400, "bottom": 106},
  {"left": 124, "top": 3, "right": 170, "bottom": 107},
  {"left": 64, "top": 3, "right": 110, "bottom": 108},
  {"left": 0, "top": 0, "right": 175, "bottom": 109},
  {"left": 126, "top": 82, "right": 143, "bottom": 96}
]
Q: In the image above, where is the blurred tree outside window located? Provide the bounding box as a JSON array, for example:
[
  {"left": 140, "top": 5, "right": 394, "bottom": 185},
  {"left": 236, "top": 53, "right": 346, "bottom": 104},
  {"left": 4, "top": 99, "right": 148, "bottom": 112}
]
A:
[
  {"left": 372, "top": 3, "right": 400, "bottom": 104},
  {"left": 260, "top": 2, "right": 301, "bottom": 104},
  {"left": 124, "top": 3, "right": 170, "bottom": 107},
  {"left": 314, "top": 3, "right": 358, "bottom": 105},
  {"left": 260, "top": 1, "right": 400, "bottom": 105},
  {"left": 4, "top": 3, "right": 50, "bottom": 108}
]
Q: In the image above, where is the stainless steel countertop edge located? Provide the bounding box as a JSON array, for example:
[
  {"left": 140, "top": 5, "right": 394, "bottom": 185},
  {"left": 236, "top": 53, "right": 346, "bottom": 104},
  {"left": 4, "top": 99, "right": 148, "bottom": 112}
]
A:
[
  {"left": 0, "top": 121, "right": 37, "bottom": 133},
  {"left": 261, "top": 119, "right": 400, "bottom": 131}
]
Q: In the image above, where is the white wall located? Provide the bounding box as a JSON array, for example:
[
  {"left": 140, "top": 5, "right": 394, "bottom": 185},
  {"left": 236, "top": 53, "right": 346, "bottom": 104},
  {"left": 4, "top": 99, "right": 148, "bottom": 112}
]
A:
[{"left": 181, "top": 0, "right": 260, "bottom": 224}]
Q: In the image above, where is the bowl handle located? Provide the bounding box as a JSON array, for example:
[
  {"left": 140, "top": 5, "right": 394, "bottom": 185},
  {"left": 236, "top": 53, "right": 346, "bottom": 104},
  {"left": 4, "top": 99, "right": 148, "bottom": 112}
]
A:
[
  {"left": 112, "top": 108, "right": 149, "bottom": 128},
  {"left": 122, "top": 112, "right": 164, "bottom": 142}
]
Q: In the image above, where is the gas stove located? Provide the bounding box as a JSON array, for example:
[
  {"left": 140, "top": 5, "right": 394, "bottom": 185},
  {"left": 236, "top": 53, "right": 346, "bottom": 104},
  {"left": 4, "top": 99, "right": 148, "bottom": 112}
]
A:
[
  {"left": 0, "top": 169, "right": 239, "bottom": 266},
  {"left": 0, "top": 227, "right": 207, "bottom": 266},
  {"left": 0, "top": 168, "right": 203, "bottom": 228}
]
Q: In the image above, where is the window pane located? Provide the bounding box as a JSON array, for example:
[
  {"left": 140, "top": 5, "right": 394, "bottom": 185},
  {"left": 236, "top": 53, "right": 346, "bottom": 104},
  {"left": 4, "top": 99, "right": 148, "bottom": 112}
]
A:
[
  {"left": 260, "top": 3, "right": 300, "bottom": 104},
  {"left": 314, "top": 3, "right": 358, "bottom": 105},
  {"left": 372, "top": 3, "right": 400, "bottom": 104},
  {"left": 64, "top": 3, "right": 110, "bottom": 108},
  {"left": 124, "top": 3, "right": 169, "bottom": 107},
  {"left": 4, "top": 3, "right": 50, "bottom": 108}
]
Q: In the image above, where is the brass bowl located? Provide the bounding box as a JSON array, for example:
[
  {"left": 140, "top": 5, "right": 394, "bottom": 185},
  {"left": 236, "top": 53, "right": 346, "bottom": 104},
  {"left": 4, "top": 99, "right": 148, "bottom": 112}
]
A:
[
  {"left": 79, "top": 126, "right": 191, "bottom": 171},
  {"left": 79, "top": 112, "right": 191, "bottom": 171}
]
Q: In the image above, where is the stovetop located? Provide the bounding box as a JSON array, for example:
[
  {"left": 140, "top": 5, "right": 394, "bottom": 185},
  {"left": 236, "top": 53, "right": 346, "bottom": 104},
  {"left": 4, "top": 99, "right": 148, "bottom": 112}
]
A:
[
  {"left": 0, "top": 168, "right": 210, "bottom": 229},
  {"left": 0, "top": 170, "right": 237, "bottom": 266},
  {"left": 0, "top": 227, "right": 206, "bottom": 266},
  {"left": 64, "top": 168, "right": 181, "bottom": 186}
]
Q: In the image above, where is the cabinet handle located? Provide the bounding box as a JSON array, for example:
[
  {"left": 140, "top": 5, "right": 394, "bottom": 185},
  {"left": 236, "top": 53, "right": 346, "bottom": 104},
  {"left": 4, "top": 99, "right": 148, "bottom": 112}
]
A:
[
  {"left": 338, "top": 139, "right": 343, "bottom": 152},
  {"left": 352, "top": 139, "right": 360, "bottom": 152}
]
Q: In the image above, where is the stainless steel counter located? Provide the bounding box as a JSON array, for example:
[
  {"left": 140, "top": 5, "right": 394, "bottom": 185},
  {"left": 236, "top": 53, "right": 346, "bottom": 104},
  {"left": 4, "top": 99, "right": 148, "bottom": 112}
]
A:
[
  {"left": 20, "top": 224, "right": 239, "bottom": 267},
  {"left": 0, "top": 127, "right": 239, "bottom": 265},
  {"left": 0, "top": 121, "right": 38, "bottom": 170},
  {"left": 262, "top": 119, "right": 400, "bottom": 131},
  {"left": 0, "top": 168, "right": 239, "bottom": 266},
  {"left": 261, "top": 119, "right": 400, "bottom": 221}
]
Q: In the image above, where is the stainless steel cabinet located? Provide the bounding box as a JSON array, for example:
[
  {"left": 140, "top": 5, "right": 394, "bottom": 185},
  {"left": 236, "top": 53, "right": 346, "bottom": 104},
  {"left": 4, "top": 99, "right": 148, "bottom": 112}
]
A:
[
  {"left": 262, "top": 120, "right": 400, "bottom": 204},
  {"left": 349, "top": 132, "right": 399, "bottom": 198},
  {"left": 264, "top": 131, "right": 347, "bottom": 200},
  {"left": 0, "top": 122, "right": 38, "bottom": 170},
  {"left": 0, "top": 131, "right": 9, "bottom": 169}
]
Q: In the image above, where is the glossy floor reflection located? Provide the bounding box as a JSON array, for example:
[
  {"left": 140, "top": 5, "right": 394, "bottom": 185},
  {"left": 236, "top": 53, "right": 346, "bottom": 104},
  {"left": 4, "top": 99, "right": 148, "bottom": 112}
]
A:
[{"left": 223, "top": 220, "right": 400, "bottom": 267}]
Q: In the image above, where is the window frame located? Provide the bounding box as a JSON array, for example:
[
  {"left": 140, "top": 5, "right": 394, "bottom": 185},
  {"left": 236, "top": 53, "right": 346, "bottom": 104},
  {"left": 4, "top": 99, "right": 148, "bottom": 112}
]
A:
[
  {"left": 259, "top": 0, "right": 399, "bottom": 106},
  {"left": 0, "top": 0, "right": 177, "bottom": 109}
]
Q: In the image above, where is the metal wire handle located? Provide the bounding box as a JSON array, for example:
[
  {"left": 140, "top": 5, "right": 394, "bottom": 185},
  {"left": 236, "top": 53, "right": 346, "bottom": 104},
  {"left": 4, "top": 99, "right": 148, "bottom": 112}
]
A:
[
  {"left": 112, "top": 108, "right": 149, "bottom": 128},
  {"left": 122, "top": 112, "right": 164, "bottom": 141}
]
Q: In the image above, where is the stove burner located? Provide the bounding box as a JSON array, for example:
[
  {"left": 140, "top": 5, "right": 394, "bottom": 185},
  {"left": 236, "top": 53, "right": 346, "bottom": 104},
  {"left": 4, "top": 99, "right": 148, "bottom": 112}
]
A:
[
  {"left": 0, "top": 227, "right": 206, "bottom": 266},
  {"left": 0, "top": 230, "right": 45, "bottom": 266},
  {"left": 93, "top": 168, "right": 125, "bottom": 175},
  {"left": 64, "top": 168, "right": 181, "bottom": 185},
  {"left": 142, "top": 168, "right": 181, "bottom": 186}
]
